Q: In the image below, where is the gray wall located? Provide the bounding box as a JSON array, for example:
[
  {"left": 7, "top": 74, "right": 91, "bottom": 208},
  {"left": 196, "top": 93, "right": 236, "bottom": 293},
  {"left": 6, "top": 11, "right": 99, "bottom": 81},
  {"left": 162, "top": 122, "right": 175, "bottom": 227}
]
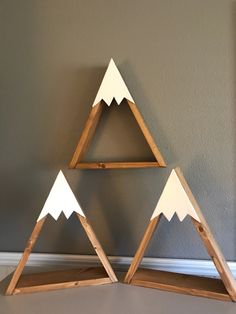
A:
[{"left": 1, "top": 0, "right": 236, "bottom": 260}]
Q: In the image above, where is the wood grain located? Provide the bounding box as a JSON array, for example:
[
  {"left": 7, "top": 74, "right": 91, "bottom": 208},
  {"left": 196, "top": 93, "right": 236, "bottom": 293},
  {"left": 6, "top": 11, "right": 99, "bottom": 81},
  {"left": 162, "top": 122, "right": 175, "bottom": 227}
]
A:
[
  {"left": 76, "top": 162, "right": 160, "bottom": 169},
  {"left": 174, "top": 167, "right": 236, "bottom": 301},
  {"left": 78, "top": 214, "right": 118, "bottom": 283},
  {"left": 6, "top": 217, "right": 46, "bottom": 295},
  {"left": 125, "top": 167, "right": 236, "bottom": 302},
  {"left": 127, "top": 100, "right": 166, "bottom": 167},
  {"left": 6, "top": 212, "right": 117, "bottom": 295},
  {"left": 131, "top": 269, "right": 231, "bottom": 302},
  {"left": 192, "top": 219, "right": 236, "bottom": 301},
  {"left": 13, "top": 267, "right": 111, "bottom": 295},
  {"left": 124, "top": 216, "right": 161, "bottom": 284},
  {"left": 69, "top": 101, "right": 104, "bottom": 168}
]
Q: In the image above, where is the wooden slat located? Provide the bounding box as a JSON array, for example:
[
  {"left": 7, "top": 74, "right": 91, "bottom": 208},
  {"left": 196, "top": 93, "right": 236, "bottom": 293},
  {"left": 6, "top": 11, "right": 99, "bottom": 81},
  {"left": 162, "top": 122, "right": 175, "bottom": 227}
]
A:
[
  {"left": 77, "top": 214, "right": 118, "bottom": 283},
  {"left": 14, "top": 278, "right": 111, "bottom": 295},
  {"left": 69, "top": 102, "right": 104, "bottom": 168},
  {"left": 13, "top": 267, "right": 111, "bottom": 295},
  {"left": 131, "top": 269, "right": 231, "bottom": 302},
  {"left": 173, "top": 167, "right": 236, "bottom": 301},
  {"left": 6, "top": 217, "right": 46, "bottom": 296},
  {"left": 124, "top": 216, "right": 161, "bottom": 284},
  {"left": 192, "top": 219, "right": 236, "bottom": 302},
  {"left": 76, "top": 162, "right": 160, "bottom": 169},
  {"left": 127, "top": 100, "right": 166, "bottom": 167}
]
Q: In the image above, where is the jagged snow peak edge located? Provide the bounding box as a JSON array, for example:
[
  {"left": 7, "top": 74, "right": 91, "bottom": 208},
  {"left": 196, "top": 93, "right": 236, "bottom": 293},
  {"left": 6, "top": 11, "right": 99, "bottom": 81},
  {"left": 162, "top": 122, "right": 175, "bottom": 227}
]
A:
[
  {"left": 92, "top": 58, "right": 134, "bottom": 107},
  {"left": 150, "top": 169, "right": 201, "bottom": 222},
  {"left": 37, "top": 170, "right": 85, "bottom": 222}
]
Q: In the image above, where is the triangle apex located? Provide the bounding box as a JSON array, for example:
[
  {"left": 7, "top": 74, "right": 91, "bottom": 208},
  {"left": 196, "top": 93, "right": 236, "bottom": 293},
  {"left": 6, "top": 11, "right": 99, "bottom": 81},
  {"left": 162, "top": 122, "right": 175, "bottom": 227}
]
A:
[
  {"left": 109, "top": 58, "right": 116, "bottom": 65},
  {"left": 173, "top": 167, "right": 182, "bottom": 175}
]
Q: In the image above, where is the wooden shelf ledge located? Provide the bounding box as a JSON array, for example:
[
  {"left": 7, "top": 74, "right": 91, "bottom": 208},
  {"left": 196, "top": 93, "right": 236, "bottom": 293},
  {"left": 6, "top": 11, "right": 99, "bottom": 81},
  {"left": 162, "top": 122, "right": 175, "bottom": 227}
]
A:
[
  {"left": 73, "top": 162, "right": 164, "bottom": 169},
  {"left": 12, "top": 267, "right": 112, "bottom": 295},
  {"left": 129, "top": 268, "right": 231, "bottom": 302}
]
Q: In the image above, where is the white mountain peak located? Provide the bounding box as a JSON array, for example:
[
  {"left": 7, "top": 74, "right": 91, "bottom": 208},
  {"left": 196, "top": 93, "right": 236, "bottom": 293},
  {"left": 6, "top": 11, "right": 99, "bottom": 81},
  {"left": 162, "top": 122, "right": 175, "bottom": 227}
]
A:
[
  {"left": 92, "top": 58, "right": 134, "bottom": 107},
  {"left": 151, "top": 169, "right": 200, "bottom": 222},
  {"left": 37, "top": 170, "right": 85, "bottom": 221}
]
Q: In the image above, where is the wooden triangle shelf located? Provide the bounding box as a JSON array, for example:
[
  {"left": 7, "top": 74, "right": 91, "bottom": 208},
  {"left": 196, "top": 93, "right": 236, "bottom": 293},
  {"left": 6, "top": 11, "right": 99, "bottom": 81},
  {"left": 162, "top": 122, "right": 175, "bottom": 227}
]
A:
[
  {"left": 124, "top": 168, "right": 236, "bottom": 302},
  {"left": 69, "top": 59, "right": 166, "bottom": 170},
  {"left": 6, "top": 214, "right": 117, "bottom": 295},
  {"left": 69, "top": 100, "right": 166, "bottom": 170},
  {"left": 6, "top": 171, "right": 117, "bottom": 295}
]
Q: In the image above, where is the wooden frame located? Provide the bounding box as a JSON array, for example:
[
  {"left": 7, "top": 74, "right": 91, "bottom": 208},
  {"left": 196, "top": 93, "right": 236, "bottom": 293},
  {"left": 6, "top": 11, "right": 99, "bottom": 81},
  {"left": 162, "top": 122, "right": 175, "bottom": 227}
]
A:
[
  {"left": 69, "top": 59, "right": 166, "bottom": 169},
  {"left": 69, "top": 100, "right": 166, "bottom": 169},
  {"left": 6, "top": 213, "right": 117, "bottom": 295},
  {"left": 124, "top": 168, "right": 236, "bottom": 302}
]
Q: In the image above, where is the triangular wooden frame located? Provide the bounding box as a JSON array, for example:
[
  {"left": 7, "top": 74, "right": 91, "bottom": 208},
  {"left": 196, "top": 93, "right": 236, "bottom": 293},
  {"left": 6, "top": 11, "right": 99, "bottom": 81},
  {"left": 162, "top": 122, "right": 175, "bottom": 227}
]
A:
[
  {"left": 6, "top": 214, "right": 117, "bottom": 295},
  {"left": 124, "top": 167, "right": 236, "bottom": 302},
  {"left": 69, "top": 59, "right": 166, "bottom": 169},
  {"left": 6, "top": 172, "right": 117, "bottom": 295}
]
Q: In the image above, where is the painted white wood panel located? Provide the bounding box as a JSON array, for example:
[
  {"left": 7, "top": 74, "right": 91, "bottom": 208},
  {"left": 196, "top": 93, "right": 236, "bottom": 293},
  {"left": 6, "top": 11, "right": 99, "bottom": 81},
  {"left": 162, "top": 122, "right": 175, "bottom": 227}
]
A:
[
  {"left": 37, "top": 171, "right": 85, "bottom": 221},
  {"left": 151, "top": 169, "right": 200, "bottom": 222},
  {"left": 92, "top": 58, "right": 134, "bottom": 106}
]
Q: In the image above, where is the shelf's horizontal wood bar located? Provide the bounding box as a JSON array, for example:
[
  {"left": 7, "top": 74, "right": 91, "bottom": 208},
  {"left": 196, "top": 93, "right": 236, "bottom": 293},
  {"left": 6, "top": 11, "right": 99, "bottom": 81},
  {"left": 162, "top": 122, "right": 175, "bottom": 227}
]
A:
[
  {"left": 14, "top": 277, "right": 111, "bottom": 295},
  {"left": 130, "top": 269, "right": 232, "bottom": 302},
  {"left": 75, "top": 162, "right": 161, "bottom": 169},
  {"left": 13, "top": 267, "right": 112, "bottom": 295}
]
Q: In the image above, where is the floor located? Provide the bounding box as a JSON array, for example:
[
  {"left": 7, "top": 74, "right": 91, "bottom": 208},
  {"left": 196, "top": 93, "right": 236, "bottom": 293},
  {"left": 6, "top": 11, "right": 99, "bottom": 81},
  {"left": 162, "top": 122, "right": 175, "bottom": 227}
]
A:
[{"left": 0, "top": 266, "right": 235, "bottom": 314}]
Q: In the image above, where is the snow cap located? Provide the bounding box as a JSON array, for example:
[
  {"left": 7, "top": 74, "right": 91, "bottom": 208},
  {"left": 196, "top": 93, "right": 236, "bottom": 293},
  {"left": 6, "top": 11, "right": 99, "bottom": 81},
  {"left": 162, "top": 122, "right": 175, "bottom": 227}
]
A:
[
  {"left": 37, "top": 170, "right": 85, "bottom": 221},
  {"left": 92, "top": 58, "right": 134, "bottom": 106},
  {"left": 151, "top": 169, "right": 200, "bottom": 222}
]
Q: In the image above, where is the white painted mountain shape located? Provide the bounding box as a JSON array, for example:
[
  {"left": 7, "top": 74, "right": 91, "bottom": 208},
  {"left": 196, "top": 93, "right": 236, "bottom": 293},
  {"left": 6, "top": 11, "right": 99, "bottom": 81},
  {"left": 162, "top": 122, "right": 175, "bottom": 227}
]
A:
[
  {"left": 92, "top": 58, "right": 134, "bottom": 107},
  {"left": 151, "top": 169, "right": 200, "bottom": 222},
  {"left": 37, "top": 170, "right": 85, "bottom": 221}
]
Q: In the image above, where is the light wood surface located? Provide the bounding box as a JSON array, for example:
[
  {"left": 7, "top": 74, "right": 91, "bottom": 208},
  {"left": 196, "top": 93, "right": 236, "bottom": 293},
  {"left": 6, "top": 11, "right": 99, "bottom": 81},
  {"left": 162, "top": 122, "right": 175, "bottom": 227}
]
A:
[
  {"left": 69, "top": 101, "right": 104, "bottom": 168},
  {"left": 6, "top": 217, "right": 46, "bottom": 295},
  {"left": 13, "top": 267, "right": 111, "bottom": 295},
  {"left": 78, "top": 214, "right": 118, "bottom": 283},
  {"left": 124, "top": 216, "right": 161, "bottom": 284},
  {"left": 131, "top": 269, "right": 231, "bottom": 302}
]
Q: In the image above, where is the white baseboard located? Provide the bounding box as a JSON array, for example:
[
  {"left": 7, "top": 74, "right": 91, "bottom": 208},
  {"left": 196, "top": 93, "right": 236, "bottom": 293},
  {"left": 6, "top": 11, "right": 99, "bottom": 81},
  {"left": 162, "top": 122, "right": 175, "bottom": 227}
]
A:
[{"left": 0, "top": 252, "right": 236, "bottom": 278}]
